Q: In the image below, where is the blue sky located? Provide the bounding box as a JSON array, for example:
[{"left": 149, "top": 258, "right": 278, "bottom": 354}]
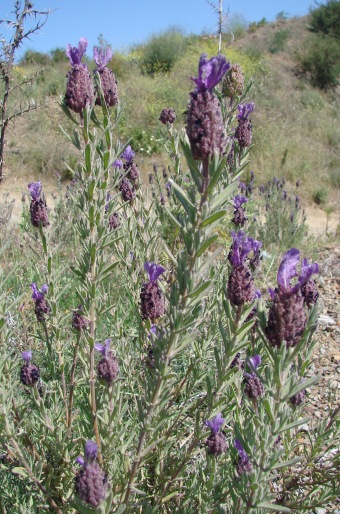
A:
[{"left": 1, "top": 0, "right": 318, "bottom": 57}]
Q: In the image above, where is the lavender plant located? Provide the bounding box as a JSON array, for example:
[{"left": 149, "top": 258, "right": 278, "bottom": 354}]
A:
[{"left": 0, "top": 38, "right": 338, "bottom": 514}]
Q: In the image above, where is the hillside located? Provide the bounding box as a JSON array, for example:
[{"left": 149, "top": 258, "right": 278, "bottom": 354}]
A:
[{"left": 1, "top": 14, "right": 339, "bottom": 235}]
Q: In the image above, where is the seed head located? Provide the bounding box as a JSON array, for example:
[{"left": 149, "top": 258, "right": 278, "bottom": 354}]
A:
[
  {"left": 159, "top": 107, "right": 176, "bottom": 125},
  {"left": 95, "top": 339, "right": 119, "bottom": 384},
  {"left": 20, "top": 351, "right": 40, "bottom": 386},
  {"left": 75, "top": 440, "right": 107, "bottom": 508},
  {"left": 222, "top": 63, "right": 245, "bottom": 97}
]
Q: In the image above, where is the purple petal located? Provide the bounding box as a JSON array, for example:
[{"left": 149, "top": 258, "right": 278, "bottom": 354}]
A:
[
  {"left": 94, "top": 343, "right": 106, "bottom": 356},
  {"left": 144, "top": 262, "right": 165, "bottom": 282},
  {"left": 233, "top": 195, "right": 248, "bottom": 209},
  {"left": 268, "top": 288, "right": 276, "bottom": 300},
  {"left": 237, "top": 102, "right": 255, "bottom": 120},
  {"left": 113, "top": 159, "right": 123, "bottom": 169},
  {"left": 247, "top": 354, "right": 261, "bottom": 370},
  {"left": 148, "top": 325, "right": 158, "bottom": 339},
  {"left": 22, "top": 351, "right": 32, "bottom": 363},
  {"left": 121, "top": 145, "right": 135, "bottom": 162},
  {"left": 229, "top": 231, "right": 262, "bottom": 267},
  {"left": 30, "top": 283, "right": 43, "bottom": 301},
  {"left": 40, "top": 284, "right": 48, "bottom": 295},
  {"left": 255, "top": 289, "right": 261, "bottom": 298},
  {"left": 293, "top": 258, "right": 319, "bottom": 294},
  {"left": 75, "top": 456, "right": 85, "bottom": 466},
  {"left": 93, "top": 46, "right": 113, "bottom": 70},
  {"left": 234, "top": 439, "right": 249, "bottom": 461},
  {"left": 277, "top": 248, "right": 300, "bottom": 291},
  {"left": 28, "top": 181, "right": 42, "bottom": 201},
  {"left": 84, "top": 440, "right": 98, "bottom": 462},
  {"left": 191, "top": 54, "right": 230, "bottom": 91},
  {"left": 205, "top": 412, "right": 225, "bottom": 433},
  {"left": 66, "top": 37, "right": 88, "bottom": 66}
]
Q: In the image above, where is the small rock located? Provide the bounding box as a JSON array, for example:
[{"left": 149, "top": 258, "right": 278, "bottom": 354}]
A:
[
  {"left": 318, "top": 314, "right": 336, "bottom": 325},
  {"left": 314, "top": 411, "right": 322, "bottom": 418}
]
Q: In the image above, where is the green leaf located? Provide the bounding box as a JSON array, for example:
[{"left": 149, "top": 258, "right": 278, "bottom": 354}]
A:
[
  {"left": 162, "top": 241, "right": 178, "bottom": 265},
  {"left": 11, "top": 467, "right": 28, "bottom": 478},
  {"left": 199, "top": 210, "right": 226, "bottom": 228},
  {"left": 99, "top": 261, "right": 119, "bottom": 279},
  {"left": 257, "top": 503, "right": 291, "bottom": 512},
  {"left": 188, "top": 280, "right": 212, "bottom": 299},
  {"left": 162, "top": 491, "right": 180, "bottom": 503},
  {"left": 271, "top": 457, "right": 301, "bottom": 470},
  {"left": 197, "top": 247, "right": 223, "bottom": 275},
  {"left": 85, "top": 143, "right": 91, "bottom": 173},
  {"left": 169, "top": 180, "right": 196, "bottom": 220},
  {"left": 283, "top": 375, "right": 320, "bottom": 402},
  {"left": 274, "top": 417, "right": 311, "bottom": 435},
  {"left": 196, "top": 235, "right": 218, "bottom": 258},
  {"left": 140, "top": 437, "right": 165, "bottom": 458},
  {"left": 103, "top": 150, "right": 110, "bottom": 169},
  {"left": 205, "top": 155, "right": 227, "bottom": 195},
  {"left": 211, "top": 181, "right": 239, "bottom": 209},
  {"left": 180, "top": 139, "right": 202, "bottom": 190}
]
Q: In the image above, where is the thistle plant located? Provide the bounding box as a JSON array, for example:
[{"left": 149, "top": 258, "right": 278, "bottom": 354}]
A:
[
  {"left": 0, "top": 1, "right": 51, "bottom": 181},
  {"left": 0, "top": 39, "right": 338, "bottom": 514}
]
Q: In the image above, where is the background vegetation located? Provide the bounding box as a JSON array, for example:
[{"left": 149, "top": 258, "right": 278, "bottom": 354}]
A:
[{"left": 1, "top": 3, "right": 339, "bottom": 218}]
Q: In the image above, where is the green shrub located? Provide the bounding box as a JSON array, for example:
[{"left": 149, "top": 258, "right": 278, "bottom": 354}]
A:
[
  {"left": 312, "top": 187, "right": 328, "bottom": 204},
  {"left": 309, "top": 0, "right": 340, "bottom": 38},
  {"left": 297, "top": 34, "right": 340, "bottom": 89},
  {"left": 20, "top": 50, "right": 50, "bottom": 65},
  {"left": 140, "top": 28, "right": 186, "bottom": 76},
  {"left": 50, "top": 47, "right": 68, "bottom": 63},
  {"left": 329, "top": 168, "right": 340, "bottom": 188},
  {"left": 269, "top": 29, "right": 290, "bottom": 53},
  {"left": 248, "top": 17, "right": 267, "bottom": 33}
]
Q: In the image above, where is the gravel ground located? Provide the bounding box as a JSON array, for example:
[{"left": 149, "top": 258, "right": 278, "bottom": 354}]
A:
[
  {"left": 306, "top": 245, "right": 340, "bottom": 419},
  {"left": 302, "top": 244, "right": 340, "bottom": 513}
]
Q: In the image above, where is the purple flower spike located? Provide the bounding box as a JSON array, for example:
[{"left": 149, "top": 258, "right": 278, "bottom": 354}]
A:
[
  {"left": 28, "top": 181, "right": 42, "bottom": 201},
  {"left": 76, "top": 456, "right": 85, "bottom": 466},
  {"left": 95, "top": 339, "right": 111, "bottom": 357},
  {"left": 84, "top": 440, "right": 98, "bottom": 462},
  {"left": 22, "top": 351, "right": 32, "bottom": 363},
  {"left": 121, "top": 145, "right": 135, "bottom": 162},
  {"left": 205, "top": 413, "right": 225, "bottom": 433},
  {"left": 191, "top": 54, "right": 230, "bottom": 92},
  {"left": 93, "top": 46, "right": 113, "bottom": 70},
  {"left": 144, "top": 262, "right": 165, "bottom": 283},
  {"left": 233, "top": 195, "right": 248, "bottom": 209},
  {"left": 247, "top": 354, "right": 261, "bottom": 370},
  {"left": 237, "top": 102, "right": 255, "bottom": 120},
  {"left": 66, "top": 37, "right": 88, "bottom": 66}
]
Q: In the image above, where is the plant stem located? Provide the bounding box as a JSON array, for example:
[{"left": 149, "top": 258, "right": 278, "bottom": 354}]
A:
[{"left": 67, "top": 334, "right": 80, "bottom": 430}]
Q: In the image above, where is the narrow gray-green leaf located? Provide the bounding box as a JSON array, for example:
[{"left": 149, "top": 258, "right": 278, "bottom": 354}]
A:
[
  {"left": 199, "top": 210, "right": 226, "bottom": 228},
  {"left": 196, "top": 235, "right": 218, "bottom": 258},
  {"left": 256, "top": 503, "right": 291, "bottom": 512}
]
